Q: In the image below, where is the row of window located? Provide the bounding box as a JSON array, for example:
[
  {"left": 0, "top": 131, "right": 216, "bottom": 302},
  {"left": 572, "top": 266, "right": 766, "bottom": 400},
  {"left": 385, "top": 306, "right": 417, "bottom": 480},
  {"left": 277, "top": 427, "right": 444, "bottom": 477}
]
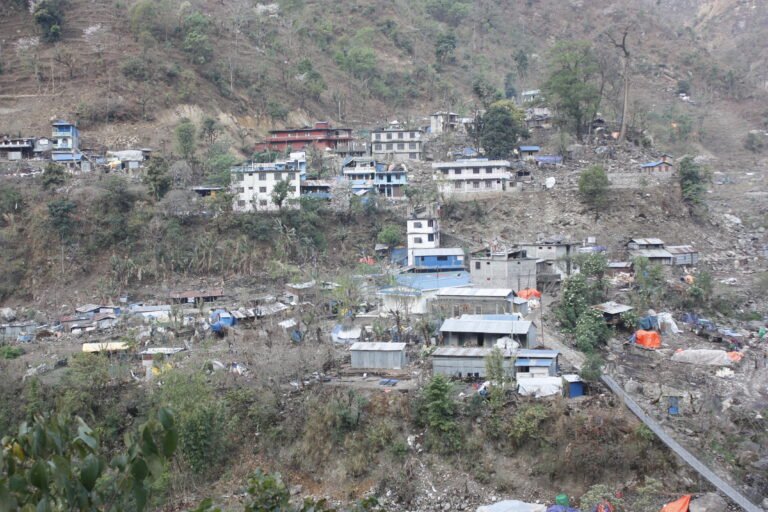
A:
[
  {"left": 234, "top": 172, "right": 298, "bottom": 181},
  {"left": 236, "top": 185, "right": 296, "bottom": 193},
  {"left": 373, "top": 131, "right": 419, "bottom": 141},
  {"left": 373, "top": 143, "right": 419, "bottom": 151},
  {"left": 409, "top": 219, "right": 435, "bottom": 228},
  {"left": 439, "top": 167, "right": 504, "bottom": 175},
  {"left": 237, "top": 199, "right": 271, "bottom": 207},
  {"left": 452, "top": 181, "right": 496, "bottom": 189},
  {"left": 412, "top": 234, "right": 436, "bottom": 243}
]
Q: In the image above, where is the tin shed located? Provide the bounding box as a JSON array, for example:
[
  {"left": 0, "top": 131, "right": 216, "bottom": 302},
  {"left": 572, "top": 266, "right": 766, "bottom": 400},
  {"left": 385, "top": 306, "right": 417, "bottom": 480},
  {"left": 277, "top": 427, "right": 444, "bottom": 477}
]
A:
[
  {"left": 350, "top": 342, "right": 407, "bottom": 369},
  {"left": 431, "top": 347, "right": 514, "bottom": 378}
]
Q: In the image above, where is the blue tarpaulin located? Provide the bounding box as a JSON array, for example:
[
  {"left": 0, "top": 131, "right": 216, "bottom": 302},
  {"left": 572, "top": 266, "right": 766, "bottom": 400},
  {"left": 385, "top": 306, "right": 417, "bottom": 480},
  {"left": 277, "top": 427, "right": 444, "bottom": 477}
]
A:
[{"left": 639, "top": 315, "right": 659, "bottom": 331}]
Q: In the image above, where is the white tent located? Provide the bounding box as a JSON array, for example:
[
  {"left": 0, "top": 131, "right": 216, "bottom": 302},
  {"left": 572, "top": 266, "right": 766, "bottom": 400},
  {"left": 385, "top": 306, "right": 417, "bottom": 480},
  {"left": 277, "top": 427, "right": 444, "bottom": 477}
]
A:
[
  {"left": 477, "top": 501, "right": 546, "bottom": 512},
  {"left": 516, "top": 377, "right": 562, "bottom": 397}
]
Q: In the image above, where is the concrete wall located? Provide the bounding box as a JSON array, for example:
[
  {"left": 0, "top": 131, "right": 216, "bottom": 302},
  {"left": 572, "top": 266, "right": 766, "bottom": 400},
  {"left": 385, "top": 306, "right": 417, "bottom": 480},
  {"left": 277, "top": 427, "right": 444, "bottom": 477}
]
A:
[
  {"left": 470, "top": 258, "right": 538, "bottom": 289},
  {"left": 432, "top": 356, "right": 514, "bottom": 378}
]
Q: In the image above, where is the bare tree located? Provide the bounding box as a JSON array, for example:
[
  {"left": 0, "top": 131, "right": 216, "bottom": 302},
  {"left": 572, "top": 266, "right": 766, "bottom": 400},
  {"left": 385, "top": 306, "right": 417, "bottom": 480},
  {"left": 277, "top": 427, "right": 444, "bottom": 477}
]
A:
[{"left": 607, "top": 27, "right": 632, "bottom": 143}]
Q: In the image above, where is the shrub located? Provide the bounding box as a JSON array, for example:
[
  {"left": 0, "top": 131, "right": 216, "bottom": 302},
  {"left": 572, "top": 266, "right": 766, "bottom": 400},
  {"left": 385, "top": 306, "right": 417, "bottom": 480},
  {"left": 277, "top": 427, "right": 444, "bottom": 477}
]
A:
[
  {"left": 41, "top": 162, "right": 67, "bottom": 190},
  {"left": 121, "top": 57, "right": 153, "bottom": 81},
  {"left": 0, "top": 346, "right": 24, "bottom": 359},
  {"left": 745, "top": 132, "right": 764, "bottom": 153},
  {"left": 508, "top": 403, "right": 549, "bottom": 448},
  {"left": 575, "top": 308, "right": 610, "bottom": 353},
  {"left": 422, "top": 375, "right": 462, "bottom": 454},
  {"left": 580, "top": 352, "right": 604, "bottom": 382}
]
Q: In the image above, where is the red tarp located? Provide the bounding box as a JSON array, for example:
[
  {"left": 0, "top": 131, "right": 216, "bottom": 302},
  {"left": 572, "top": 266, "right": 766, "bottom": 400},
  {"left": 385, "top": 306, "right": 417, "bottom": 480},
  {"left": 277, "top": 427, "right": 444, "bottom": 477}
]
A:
[
  {"left": 518, "top": 288, "right": 542, "bottom": 300},
  {"left": 659, "top": 495, "right": 690, "bottom": 512},
  {"left": 636, "top": 329, "right": 661, "bottom": 349}
]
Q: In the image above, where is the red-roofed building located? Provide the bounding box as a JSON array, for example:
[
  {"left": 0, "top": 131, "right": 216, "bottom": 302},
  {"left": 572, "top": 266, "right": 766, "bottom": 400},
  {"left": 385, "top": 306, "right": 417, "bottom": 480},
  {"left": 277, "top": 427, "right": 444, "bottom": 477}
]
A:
[{"left": 254, "top": 121, "right": 353, "bottom": 152}]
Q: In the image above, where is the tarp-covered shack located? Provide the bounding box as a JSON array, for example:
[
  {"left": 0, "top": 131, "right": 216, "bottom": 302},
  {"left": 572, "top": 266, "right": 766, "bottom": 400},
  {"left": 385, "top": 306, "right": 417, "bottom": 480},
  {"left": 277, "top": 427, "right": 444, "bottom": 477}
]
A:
[{"left": 350, "top": 342, "right": 407, "bottom": 369}]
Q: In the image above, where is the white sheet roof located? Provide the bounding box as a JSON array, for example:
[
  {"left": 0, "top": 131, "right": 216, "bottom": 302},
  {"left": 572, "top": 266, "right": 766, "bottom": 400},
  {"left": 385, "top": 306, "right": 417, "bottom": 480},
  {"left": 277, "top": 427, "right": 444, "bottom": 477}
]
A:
[
  {"left": 440, "top": 318, "right": 532, "bottom": 334},
  {"left": 411, "top": 248, "right": 464, "bottom": 256},
  {"left": 350, "top": 342, "right": 407, "bottom": 351},
  {"left": 435, "top": 288, "right": 514, "bottom": 298}
]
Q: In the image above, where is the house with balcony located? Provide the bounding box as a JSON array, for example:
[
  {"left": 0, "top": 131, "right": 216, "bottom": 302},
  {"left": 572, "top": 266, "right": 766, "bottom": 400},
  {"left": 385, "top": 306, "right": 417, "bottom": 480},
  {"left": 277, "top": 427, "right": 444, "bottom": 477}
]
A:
[
  {"left": 340, "top": 157, "right": 408, "bottom": 199},
  {"left": 254, "top": 121, "right": 353, "bottom": 153},
  {"left": 432, "top": 159, "right": 513, "bottom": 197},
  {"left": 371, "top": 126, "right": 423, "bottom": 162},
  {"left": 0, "top": 137, "right": 36, "bottom": 160},
  {"left": 230, "top": 152, "right": 306, "bottom": 212},
  {"left": 430, "top": 111, "right": 459, "bottom": 135},
  {"left": 50, "top": 120, "right": 82, "bottom": 167}
]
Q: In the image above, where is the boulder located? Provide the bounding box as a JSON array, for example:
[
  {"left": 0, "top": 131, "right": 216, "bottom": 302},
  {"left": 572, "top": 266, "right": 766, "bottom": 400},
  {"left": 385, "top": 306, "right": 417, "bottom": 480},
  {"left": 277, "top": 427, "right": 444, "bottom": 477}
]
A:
[
  {"left": 0, "top": 307, "right": 16, "bottom": 322},
  {"left": 689, "top": 493, "right": 727, "bottom": 512}
]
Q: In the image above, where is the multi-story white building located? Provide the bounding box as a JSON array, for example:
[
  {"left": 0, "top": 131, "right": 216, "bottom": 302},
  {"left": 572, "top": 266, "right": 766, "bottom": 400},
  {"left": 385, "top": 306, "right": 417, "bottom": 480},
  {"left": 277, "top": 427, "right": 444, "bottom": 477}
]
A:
[
  {"left": 230, "top": 152, "right": 306, "bottom": 212},
  {"left": 371, "top": 126, "right": 423, "bottom": 162},
  {"left": 407, "top": 217, "right": 440, "bottom": 266},
  {"left": 432, "top": 159, "right": 513, "bottom": 196}
]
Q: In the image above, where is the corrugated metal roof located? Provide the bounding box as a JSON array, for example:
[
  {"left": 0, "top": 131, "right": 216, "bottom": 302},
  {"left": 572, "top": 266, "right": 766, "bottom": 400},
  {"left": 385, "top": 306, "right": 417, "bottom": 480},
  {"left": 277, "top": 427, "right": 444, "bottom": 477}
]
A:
[
  {"left": 82, "top": 342, "right": 129, "bottom": 353},
  {"left": 519, "top": 145, "right": 541, "bottom": 151},
  {"left": 435, "top": 287, "right": 513, "bottom": 298},
  {"left": 440, "top": 318, "right": 532, "bottom": 334},
  {"left": 515, "top": 359, "right": 554, "bottom": 367},
  {"left": 517, "top": 349, "right": 559, "bottom": 358},
  {"left": 666, "top": 245, "right": 697, "bottom": 255},
  {"left": 169, "top": 288, "right": 224, "bottom": 299},
  {"left": 432, "top": 160, "right": 511, "bottom": 169},
  {"left": 412, "top": 248, "right": 465, "bottom": 256},
  {"left": 394, "top": 271, "right": 471, "bottom": 291},
  {"left": 459, "top": 313, "right": 523, "bottom": 321},
  {"left": 608, "top": 261, "right": 632, "bottom": 268},
  {"left": 76, "top": 304, "right": 102, "bottom": 313},
  {"left": 140, "top": 347, "right": 185, "bottom": 355},
  {"left": 432, "top": 347, "right": 506, "bottom": 357},
  {"left": 629, "top": 238, "right": 665, "bottom": 245},
  {"left": 592, "top": 301, "right": 633, "bottom": 315},
  {"left": 130, "top": 305, "right": 172, "bottom": 313},
  {"left": 562, "top": 374, "right": 581, "bottom": 383},
  {"left": 628, "top": 249, "right": 673, "bottom": 259},
  {"left": 350, "top": 342, "right": 407, "bottom": 351}
]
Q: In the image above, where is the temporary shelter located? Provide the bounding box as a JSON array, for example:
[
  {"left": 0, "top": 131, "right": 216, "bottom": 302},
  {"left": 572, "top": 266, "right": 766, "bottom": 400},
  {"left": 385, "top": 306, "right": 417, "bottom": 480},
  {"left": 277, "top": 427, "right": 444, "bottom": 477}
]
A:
[
  {"left": 517, "top": 377, "right": 562, "bottom": 397},
  {"left": 635, "top": 330, "right": 661, "bottom": 349},
  {"left": 350, "top": 342, "right": 407, "bottom": 369},
  {"left": 517, "top": 288, "right": 542, "bottom": 300},
  {"left": 659, "top": 495, "right": 690, "bottom": 512}
]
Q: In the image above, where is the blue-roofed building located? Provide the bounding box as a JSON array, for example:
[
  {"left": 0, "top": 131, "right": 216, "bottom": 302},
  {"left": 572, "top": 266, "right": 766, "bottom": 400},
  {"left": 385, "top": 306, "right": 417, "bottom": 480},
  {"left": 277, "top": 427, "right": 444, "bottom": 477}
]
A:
[
  {"left": 379, "top": 271, "right": 472, "bottom": 315},
  {"left": 300, "top": 179, "right": 334, "bottom": 200},
  {"left": 410, "top": 248, "right": 465, "bottom": 271},
  {"left": 640, "top": 154, "right": 673, "bottom": 172},
  {"left": 440, "top": 314, "right": 537, "bottom": 348},
  {"left": 518, "top": 145, "right": 541, "bottom": 159},
  {"left": 515, "top": 349, "right": 559, "bottom": 378},
  {"left": 342, "top": 157, "right": 407, "bottom": 198},
  {"left": 534, "top": 155, "right": 563, "bottom": 167},
  {"left": 51, "top": 120, "right": 82, "bottom": 168}
]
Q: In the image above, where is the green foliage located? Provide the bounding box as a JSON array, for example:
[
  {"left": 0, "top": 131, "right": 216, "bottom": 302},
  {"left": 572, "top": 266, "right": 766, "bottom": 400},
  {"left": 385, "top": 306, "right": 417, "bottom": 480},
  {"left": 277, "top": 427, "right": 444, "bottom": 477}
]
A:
[
  {"left": 267, "top": 102, "right": 289, "bottom": 120},
  {"left": 422, "top": 375, "right": 462, "bottom": 454},
  {"left": 579, "top": 484, "right": 625, "bottom": 512},
  {"left": 503, "top": 72, "right": 517, "bottom": 99},
  {"left": 574, "top": 308, "right": 610, "bottom": 353},
  {"left": 42, "top": 163, "right": 67, "bottom": 190},
  {"left": 575, "top": 252, "right": 607, "bottom": 279},
  {"left": 335, "top": 46, "right": 377, "bottom": 80},
  {"left": 484, "top": 348, "right": 509, "bottom": 416},
  {"left": 543, "top": 40, "right": 602, "bottom": 139},
  {"left": 472, "top": 77, "right": 502, "bottom": 107},
  {"left": 508, "top": 404, "right": 548, "bottom": 448},
  {"left": 580, "top": 352, "right": 604, "bottom": 382},
  {"left": 631, "top": 257, "right": 665, "bottom": 310},
  {"left": 434, "top": 32, "right": 457, "bottom": 65},
  {"left": 121, "top": 57, "right": 152, "bottom": 81},
  {"left": 33, "top": 0, "right": 64, "bottom": 43},
  {"left": 678, "top": 156, "right": 708, "bottom": 209},
  {"left": 578, "top": 165, "right": 610, "bottom": 214},
  {"left": 0, "top": 409, "right": 177, "bottom": 512},
  {"left": 0, "top": 187, "right": 23, "bottom": 222},
  {"left": 143, "top": 156, "right": 171, "bottom": 200},
  {"left": 271, "top": 179, "right": 292, "bottom": 209},
  {"left": 175, "top": 118, "right": 196, "bottom": 161},
  {"left": 295, "top": 59, "right": 327, "bottom": 100},
  {"left": 0, "top": 346, "right": 25, "bottom": 359},
  {"left": 556, "top": 273, "right": 590, "bottom": 330},
  {"left": 202, "top": 143, "right": 237, "bottom": 187},
  {"left": 182, "top": 12, "right": 213, "bottom": 64},
  {"left": 676, "top": 80, "right": 690, "bottom": 95},
  {"left": 619, "top": 310, "right": 639, "bottom": 331},
  {"left": 376, "top": 224, "right": 402, "bottom": 247},
  {"left": 744, "top": 132, "right": 764, "bottom": 153},
  {"left": 479, "top": 100, "right": 528, "bottom": 159},
  {"left": 47, "top": 199, "right": 77, "bottom": 241},
  {"left": 425, "top": 0, "right": 470, "bottom": 26},
  {"left": 514, "top": 49, "right": 529, "bottom": 77}
]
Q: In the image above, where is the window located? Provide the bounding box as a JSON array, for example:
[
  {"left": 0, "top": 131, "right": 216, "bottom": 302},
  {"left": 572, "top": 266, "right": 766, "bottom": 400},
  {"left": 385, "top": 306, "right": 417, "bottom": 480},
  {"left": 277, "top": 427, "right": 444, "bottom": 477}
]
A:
[
  {"left": 473, "top": 181, "right": 480, "bottom": 189},
  {"left": 288, "top": 173, "right": 296, "bottom": 180},
  {"left": 237, "top": 187, "right": 245, "bottom": 193},
  {"left": 386, "top": 133, "right": 393, "bottom": 140},
  {"left": 409, "top": 142, "right": 416, "bottom": 149},
  {"left": 475, "top": 261, "right": 481, "bottom": 270},
  {"left": 409, "top": 153, "right": 417, "bottom": 159},
  {"left": 248, "top": 186, "right": 253, "bottom": 190},
  {"left": 397, "top": 143, "right": 405, "bottom": 150},
  {"left": 473, "top": 168, "right": 480, "bottom": 174},
  {"left": 485, "top": 181, "right": 493, "bottom": 188},
  {"left": 259, "top": 173, "right": 266, "bottom": 181},
  {"left": 397, "top": 132, "right": 403, "bottom": 139},
  {"left": 374, "top": 143, "right": 382, "bottom": 150},
  {"left": 413, "top": 221, "right": 422, "bottom": 228},
  {"left": 410, "top": 132, "right": 416, "bottom": 138},
  {"left": 428, "top": 234, "right": 434, "bottom": 241},
  {"left": 454, "top": 182, "right": 461, "bottom": 189},
  {"left": 428, "top": 219, "right": 434, "bottom": 227},
  {"left": 414, "top": 237, "right": 423, "bottom": 244},
  {"left": 386, "top": 143, "right": 393, "bottom": 150},
  {"left": 437, "top": 256, "right": 447, "bottom": 261},
  {"left": 237, "top": 200, "right": 246, "bottom": 207},
  {"left": 441, "top": 169, "right": 449, "bottom": 174},
  {"left": 453, "top": 169, "right": 461, "bottom": 175},
  {"left": 259, "top": 187, "right": 267, "bottom": 193},
  {"left": 236, "top": 173, "right": 244, "bottom": 182},
  {"left": 259, "top": 200, "right": 268, "bottom": 206},
  {"left": 374, "top": 133, "right": 381, "bottom": 141},
  {"left": 486, "top": 168, "right": 493, "bottom": 174}
]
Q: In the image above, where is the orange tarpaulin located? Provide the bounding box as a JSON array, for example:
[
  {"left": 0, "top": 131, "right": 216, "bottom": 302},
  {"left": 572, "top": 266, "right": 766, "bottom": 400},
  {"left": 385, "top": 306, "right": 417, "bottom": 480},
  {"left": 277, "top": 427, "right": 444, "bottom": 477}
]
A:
[
  {"left": 659, "top": 495, "right": 690, "bottom": 512},
  {"left": 517, "top": 288, "right": 542, "bottom": 300},
  {"left": 636, "top": 330, "right": 661, "bottom": 349}
]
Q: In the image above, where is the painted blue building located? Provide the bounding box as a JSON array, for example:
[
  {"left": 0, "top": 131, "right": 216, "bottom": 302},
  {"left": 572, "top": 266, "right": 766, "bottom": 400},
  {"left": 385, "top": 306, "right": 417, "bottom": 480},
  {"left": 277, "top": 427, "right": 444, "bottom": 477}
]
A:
[
  {"left": 342, "top": 157, "right": 407, "bottom": 199},
  {"left": 411, "top": 248, "right": 465, "bottom": 271},
  {"left": 51, "top": 120, "right": 82, "bottom": 167}
]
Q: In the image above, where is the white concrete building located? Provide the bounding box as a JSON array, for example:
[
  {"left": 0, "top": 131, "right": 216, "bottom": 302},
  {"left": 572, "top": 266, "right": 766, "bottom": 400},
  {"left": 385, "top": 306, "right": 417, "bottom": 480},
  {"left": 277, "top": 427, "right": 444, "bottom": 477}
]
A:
[
  {"left": 371, "top": 126, "right": 423, "bottom": 162},
  {"left": 407, "top": 217, "right": 440, "bottom": 265},
  {"left": 430, "top": 111, "right": 459, "bottom": 135},
  {"left": 432, "top": 159, "right": 513, "bottom": 197},
  {"left": 231, "top": 152, "right": 306, "bottom": 212}
]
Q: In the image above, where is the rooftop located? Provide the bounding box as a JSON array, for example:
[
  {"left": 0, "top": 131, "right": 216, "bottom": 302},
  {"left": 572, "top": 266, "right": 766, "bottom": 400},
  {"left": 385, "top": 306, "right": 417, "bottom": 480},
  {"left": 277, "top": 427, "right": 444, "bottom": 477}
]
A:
[
  {"left": 519, "top": 145, "right": 541, "bottom": 152},
  {"left": 666, "top": 245, "right": 697, "bottom": 255},
  {"left": 440, "top": 317, "right": 533, "bottom": 335},
  {"left": 395, "top": 271, "right": 471, "bottom": 291},
  {"left": 629, "top": 238, "right": 665, "bottom": 246},
  {"left": 628, "top": 248, "right": 674, "bottom": 259},
  {"left": 435, "top": 288, "right": 514, "bottom": 298},
  {"left": 432, "top": 347, "right": 511, "bottom": 358},
  {"left": 411, "top": 248, "right": 465, "bottom": 257},
  {"left": 432, "top": 159, "right": 511, "bottom": 168},
  {"left": 517, "top": 349, "right": 559, "bottom": 358},
  {"left": 350, "top": 342, "right": 407, "bottom": 351},
  {"left": 641, "top": 161, "right": 674, "bottom": 168},
  {"left": 592, "top": 301, "right": 634, "bottom": 315}
]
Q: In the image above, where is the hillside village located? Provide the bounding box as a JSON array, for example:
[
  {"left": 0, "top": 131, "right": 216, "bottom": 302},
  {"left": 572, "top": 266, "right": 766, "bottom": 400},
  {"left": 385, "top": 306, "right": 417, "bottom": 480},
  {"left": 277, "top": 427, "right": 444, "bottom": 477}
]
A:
[{"left": 2, "top": 1, "right": 768, "bottom": 512}]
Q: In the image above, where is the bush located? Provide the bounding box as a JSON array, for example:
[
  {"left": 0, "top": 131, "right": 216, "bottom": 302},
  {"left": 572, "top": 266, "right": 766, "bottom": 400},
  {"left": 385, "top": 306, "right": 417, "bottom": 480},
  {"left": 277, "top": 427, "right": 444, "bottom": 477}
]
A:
[
  {"left": 121, "top": 57, "right": 153, "bottom": 81},
  {"left": 0, "top": 346, "right": 24, "bottom": 359},
  {"left": 745, "top": 132, "right": 765, "bottom": 153},
  {"left": 575, "top": 309, "right": 610, "bottom": 353},
  {"left": 41, "top": 162, "right": 67, "bottom": 190},
  {"left": 422, "top": 375, "right": 462, "bottom": 454},
  {"left": 33, "top": 0, "right": 64, "bottom": 43},
  {"left": 578, "top": 165, "right": 610, "bottom": 215},
  {"left": 508, "top": 403, "right": 549, "bottom": 448},
  {"left": 580, "top": 352, "right": 604, "bottom": 382}
]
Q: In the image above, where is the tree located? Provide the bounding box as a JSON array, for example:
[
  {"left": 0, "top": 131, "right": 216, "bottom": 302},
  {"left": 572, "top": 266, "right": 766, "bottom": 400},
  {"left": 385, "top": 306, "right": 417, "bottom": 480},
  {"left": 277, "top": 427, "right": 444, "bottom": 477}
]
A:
[
  {"left": 47, "top": 199, "right": 77, "bottom": 241},
  {"left": 574, "top": 308, "right": 610, "bottom": 353},
  {"left": 677, "top": 156, "right": 707, "bottom": 209},
  {"left": 471, "top": 77, "right": 501, "bottom": 108},
  {"left": 607, "top": 27, "right": 632, "bottom": 142},
  {"left": 271, "top": 179, "right": 292, "bottom": 210},
  {"left": 514, "top": 49, "right": 529, "bottom": 78},
  {"left": 744, "top": 132, "right": 764, "bottom": 153},
  {"left": 376, "top": 224, "right": 402, "bottom": 247},
  {"left": 556, "top": 273, "right": 591, "bottom": 331},
  {"left": 578, "top": 165, "right": 610, "bottom": 216},
  {"left": 175, "top": 118, "right": 196, "bottom": 161},
  {"left": 295, "top": 59, "right": 327, "bottom": 103},
  {"left": 543, "top": 41, "right": 602, "bottom": 140},
  {"left": 479, "top": 100, "right": 528, "bottom": 159},
  {"left": 42, "top": 162, "right": 67, "bottom": 190},
  {"left": 0, "top": 410, "right": 177, "bottom": 511},
  {"left": 503, "top": 72, "right": 517, "bottom": 99},
  {"left": 422, "top": 375, "right": 461, "bottom": 454},
  {"left": 33, "top": 0, "right": 63, "bottom": 43},
  {"left": 200, "top": 117, "right": 221, "bottom": 145},
  {"left": 143, "top": 156, "right": 171, "bottom": 200},
  {"left": 434, "top": 32, "right": 457, "bottom": 66},
  {"left": 631, "top": 256, "right": 665, "bottom": 310}
]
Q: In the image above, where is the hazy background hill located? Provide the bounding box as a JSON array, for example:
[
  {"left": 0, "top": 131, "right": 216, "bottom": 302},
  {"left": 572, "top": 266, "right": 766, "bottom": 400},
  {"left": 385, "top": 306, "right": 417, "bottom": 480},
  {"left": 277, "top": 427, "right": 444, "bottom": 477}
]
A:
[{"left": 1, "top": 0, "right": 767, "bottom": 159}]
